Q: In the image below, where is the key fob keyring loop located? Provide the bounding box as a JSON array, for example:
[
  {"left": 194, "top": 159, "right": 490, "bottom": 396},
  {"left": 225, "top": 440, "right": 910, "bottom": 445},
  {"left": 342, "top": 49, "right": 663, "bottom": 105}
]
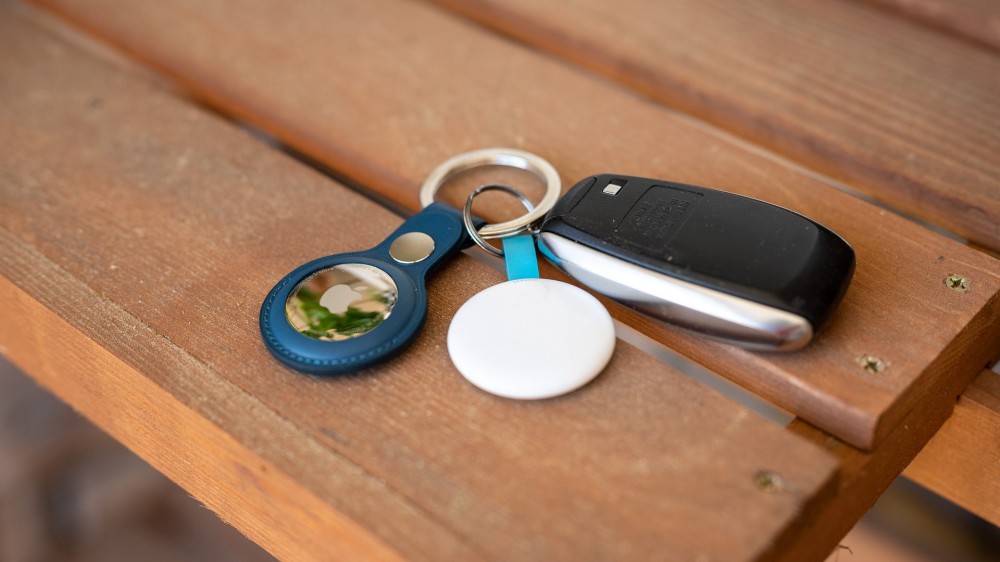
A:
[
  {"left": 419, "top": 147, "right": 561, "bottom": 239},
  {"left": 462, "top": 184, "right": 536, "bottom": 258}
]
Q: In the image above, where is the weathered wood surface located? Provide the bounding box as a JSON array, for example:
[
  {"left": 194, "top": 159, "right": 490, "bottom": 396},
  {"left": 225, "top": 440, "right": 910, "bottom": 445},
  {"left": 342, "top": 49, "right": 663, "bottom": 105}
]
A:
[
  {"left": 905, "top": 370, "right": 1000, "bottom": 527},
  {"left": 430, "top": 0, "right": 1000, "bottom": 252},
  {"left": 0, "top": 7, "right": 842, "bottom": 560},
  {"left": 30, "top": 0, "right": 1000, "bottom": 451},
  {"left": 862, "top": 0, "right": 1000, "bottom": 51}
]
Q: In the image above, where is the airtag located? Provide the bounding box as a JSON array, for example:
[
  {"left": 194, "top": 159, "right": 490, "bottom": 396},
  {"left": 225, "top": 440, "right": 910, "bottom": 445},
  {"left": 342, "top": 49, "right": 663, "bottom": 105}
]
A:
[
  {"left": 448, "top": 185, "right": 616, "bottom": 400},
  {"left": 448, "top": 278, "right": 615, "bottom": 399}
]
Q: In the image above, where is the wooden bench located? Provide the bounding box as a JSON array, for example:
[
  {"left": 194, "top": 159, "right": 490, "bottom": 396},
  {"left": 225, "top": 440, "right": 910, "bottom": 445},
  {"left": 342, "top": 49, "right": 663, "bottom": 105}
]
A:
[{"left": 1, "top": 0, "right": 997, "bottom": 559}]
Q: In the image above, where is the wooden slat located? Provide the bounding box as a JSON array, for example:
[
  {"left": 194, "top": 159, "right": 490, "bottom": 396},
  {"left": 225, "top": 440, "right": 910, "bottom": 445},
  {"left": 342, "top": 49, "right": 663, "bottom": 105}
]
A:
[
  {"left": 0, "top": 8, "right": 840, "bottom": 560},
  {"left": 905, "top": 370, "right": 1000, "bottom": 526},
  {"left": 783, "top": 385, "right": 959, "bottom": 562},
  {"left": 862, "top": 0, "right": 1000, "bottom": 51},
  {"left": 0, "top": 272, "right": 407, "bottom": 562},
  {"left": 30, "top": 0, "right": 1000, "bottom": 450},
  {"left": 429, "top": 0, "right": 1000, "bottom": 252}
]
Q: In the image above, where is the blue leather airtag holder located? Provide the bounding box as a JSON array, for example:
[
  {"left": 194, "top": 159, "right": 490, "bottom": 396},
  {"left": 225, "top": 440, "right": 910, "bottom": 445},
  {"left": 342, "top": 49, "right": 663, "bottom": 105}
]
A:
[{"left": 260, "top": 203, "right": 474, "bottom": 375}]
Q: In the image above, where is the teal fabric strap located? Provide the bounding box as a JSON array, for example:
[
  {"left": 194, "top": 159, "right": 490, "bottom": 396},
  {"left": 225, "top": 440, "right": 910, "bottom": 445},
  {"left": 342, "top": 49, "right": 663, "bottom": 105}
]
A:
[{"left": 502, "top": 235, "right": 540, "bottom": 280}]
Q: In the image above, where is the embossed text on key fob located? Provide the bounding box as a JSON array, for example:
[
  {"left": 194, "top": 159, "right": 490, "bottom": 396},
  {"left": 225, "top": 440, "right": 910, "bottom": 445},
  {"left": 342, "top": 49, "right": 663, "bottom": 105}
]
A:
[{"left": 538, "top": 175, "right": 855, "bottom": 350}]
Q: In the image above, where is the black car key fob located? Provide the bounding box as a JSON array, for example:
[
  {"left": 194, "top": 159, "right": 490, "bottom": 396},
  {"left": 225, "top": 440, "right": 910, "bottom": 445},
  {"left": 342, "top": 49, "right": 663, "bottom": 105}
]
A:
[{"left": 538, "top": 175, "right": 855, "bottom": 350}]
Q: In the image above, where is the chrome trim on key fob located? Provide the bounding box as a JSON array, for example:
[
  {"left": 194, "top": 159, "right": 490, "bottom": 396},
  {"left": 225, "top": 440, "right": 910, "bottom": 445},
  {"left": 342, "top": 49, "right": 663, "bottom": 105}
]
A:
[{"left": 539, "top": 232, "right": 813, "bottom": 350}]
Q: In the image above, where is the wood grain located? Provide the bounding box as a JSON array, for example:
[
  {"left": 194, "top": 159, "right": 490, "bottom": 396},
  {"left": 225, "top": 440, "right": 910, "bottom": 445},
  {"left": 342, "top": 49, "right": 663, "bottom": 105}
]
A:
[
  {"left": 429, "top": 0, "right": 1000, "bottom": 252},
  {"left": 0, "top": 9, "right": 840, "bottom": 560},
  {"left": 29, "top": 0, "right": 1000, "bottom": 450},
  {"left": 905, "top": 370, "right": 1000, "bottom": 526},
  {"left": 862, "top": 0, "right": 1000, "bottom": 51}
]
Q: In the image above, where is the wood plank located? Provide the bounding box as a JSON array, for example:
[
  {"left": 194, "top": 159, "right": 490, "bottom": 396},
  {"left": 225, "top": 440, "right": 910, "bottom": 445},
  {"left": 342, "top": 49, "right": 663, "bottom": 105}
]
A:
[
  {"left": 862, "top": 0, "right": 1000, "bottom": 51},
  {"left": 428, "top": 0, "right": 1000, "bottom": 252},
  {"left": 0, "top": 8, "right": 840, "bottom": 560},
  {"left": 30, "top": 0, "right": 1000, "bottom": 450},
  {"left": 783, "top": 386, "right": 959, "bottom": 562},
  {"left": 905, "top": 370, "right": 1000, "bottom": 526},
  {"left": 0, "top": 271, "right": 407, "bottom": 562}
]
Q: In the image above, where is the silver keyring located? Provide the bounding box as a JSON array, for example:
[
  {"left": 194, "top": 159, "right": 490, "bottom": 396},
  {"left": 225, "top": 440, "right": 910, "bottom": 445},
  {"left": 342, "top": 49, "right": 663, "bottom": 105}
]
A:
[
  {"left": 419, "top": 148, "right": 561, "bottom": 238},
  {"left": 463, "top": 184, "right": 535, "bottom": 258}
]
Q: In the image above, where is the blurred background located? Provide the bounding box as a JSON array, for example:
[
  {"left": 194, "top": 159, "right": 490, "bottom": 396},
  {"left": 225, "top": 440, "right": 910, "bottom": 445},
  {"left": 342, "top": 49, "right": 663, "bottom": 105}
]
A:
[
  {"left": 0, "top": 357, "right": 274, "bottom": 562},
  {"left": 2, "top": 356, "right": 998, "bottom": 562}
]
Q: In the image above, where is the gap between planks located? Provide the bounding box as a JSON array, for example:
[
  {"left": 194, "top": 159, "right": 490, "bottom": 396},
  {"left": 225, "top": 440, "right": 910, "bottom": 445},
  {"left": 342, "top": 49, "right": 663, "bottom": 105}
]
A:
[{"left": 905, "top": 369, "right": 1000, "bottom": 527}]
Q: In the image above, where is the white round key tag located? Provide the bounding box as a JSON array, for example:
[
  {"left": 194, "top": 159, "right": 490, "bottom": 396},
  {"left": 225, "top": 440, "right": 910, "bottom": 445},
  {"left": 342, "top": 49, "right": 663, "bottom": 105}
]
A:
[{"left": 448, "top": 278, "right": 615, "bottom": 399}]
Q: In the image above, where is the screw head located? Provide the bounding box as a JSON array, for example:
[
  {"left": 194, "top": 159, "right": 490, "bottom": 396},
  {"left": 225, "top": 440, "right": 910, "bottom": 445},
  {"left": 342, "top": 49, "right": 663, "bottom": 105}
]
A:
[
  {"left": 944, "top": 274, "right": 970, "bottom": 292},
  {"left": 858, "top": 354, "right": 887, "bottom": 374},
  {"left": 754, "top": 470, "right": 785, "bottom": 493}
]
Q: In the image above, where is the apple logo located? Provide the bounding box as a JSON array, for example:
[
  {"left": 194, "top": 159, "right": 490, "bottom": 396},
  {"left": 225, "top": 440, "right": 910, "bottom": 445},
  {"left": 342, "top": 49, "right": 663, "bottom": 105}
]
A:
[{"left": 320, "top": 284, "right": 364, "bottom": 314}]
